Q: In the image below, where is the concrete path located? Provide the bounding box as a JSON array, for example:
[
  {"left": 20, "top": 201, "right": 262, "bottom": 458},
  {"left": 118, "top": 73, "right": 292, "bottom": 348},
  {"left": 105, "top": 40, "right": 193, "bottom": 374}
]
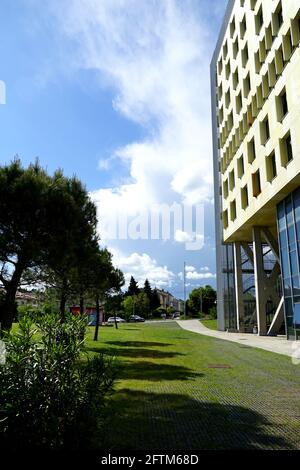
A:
[{"left": 177, "top": 319, "right": 297, "bottom": 358}]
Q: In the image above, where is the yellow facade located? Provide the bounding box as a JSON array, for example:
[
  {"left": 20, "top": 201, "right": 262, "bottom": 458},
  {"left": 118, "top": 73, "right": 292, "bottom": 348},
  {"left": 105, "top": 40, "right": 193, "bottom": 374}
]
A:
[{"left": 215, "top": 0, "right": 300, "bottom": 243}]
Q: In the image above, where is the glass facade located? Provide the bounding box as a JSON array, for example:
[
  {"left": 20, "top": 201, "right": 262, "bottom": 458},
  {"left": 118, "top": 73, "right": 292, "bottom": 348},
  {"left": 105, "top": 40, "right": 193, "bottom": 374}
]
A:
[
  {"left": 222, "top": 241, "right": 280, "bottom": 334},
  {"left": 222, "top": 244, "right": 237, "bottom": 331},
  {"left": 277, "top": 188, "right": 300, "bottom": 340}
]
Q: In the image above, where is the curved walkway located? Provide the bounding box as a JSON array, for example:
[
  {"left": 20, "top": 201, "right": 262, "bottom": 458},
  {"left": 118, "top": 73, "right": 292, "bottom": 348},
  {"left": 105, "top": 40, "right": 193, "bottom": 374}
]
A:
[{"left": 177, "top": 319, "right": 296, "bottom": 358}]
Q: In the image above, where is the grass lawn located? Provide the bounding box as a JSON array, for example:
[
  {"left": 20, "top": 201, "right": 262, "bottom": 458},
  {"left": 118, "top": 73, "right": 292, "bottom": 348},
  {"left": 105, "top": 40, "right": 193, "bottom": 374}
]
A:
[
  {"left": 200, "top": 319, "right": 218, "bottom": 330},
  {"left": 85, "top": 322, "right": 300, "bottom": 450}
]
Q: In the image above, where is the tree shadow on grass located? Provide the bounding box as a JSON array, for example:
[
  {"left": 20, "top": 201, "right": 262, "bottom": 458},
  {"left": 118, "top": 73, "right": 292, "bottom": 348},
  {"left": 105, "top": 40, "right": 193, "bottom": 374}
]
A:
[
  {"left": 106, "top": 341, "right": 173, "bottom": 347},
  {"left": 119, "top": 361, "right": 203, "bottom": 381},
  {"left": 86, "top": 346, "right": 183, "bottom": 360},
  {"left": 102, "top": 389, "right": 294, "bottom": 450}
]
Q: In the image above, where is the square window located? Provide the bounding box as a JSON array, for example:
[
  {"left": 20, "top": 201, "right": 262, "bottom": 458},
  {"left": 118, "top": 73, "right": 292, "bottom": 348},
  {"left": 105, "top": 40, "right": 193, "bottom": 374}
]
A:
[
  {"left": 240, "top": 16, "right": 246, "bottom": 39},
  {"left": 250, "top": 0, "right": 257, "bottom": 11},
  {"left": 280, "top": 132, "right": 293, "bottom": 166},
  {"left": 242, "top": 44, "right": 249, "bottom": 67},
  {"left": 260, "top": 116, "right": 270, "bottom": 145},
  {"left": 225, "top": 90, "right": 231, "bottom": 108},
  {"left": 248, "top": 137, "right": 256, "bottom": 163},
  {"left": 254, "top": 50, "right": 261, "bottom": 73},
  {"left": 230, "top": 200, "right": 237, "bottom": 221},
  {"left": 237, "top": 155, "right": 245, "bottom": 178},
  {"left": 265, "top": 23, "right": 273, "bottom": 50},
  {"left": 276, "top": 88, "right": 288, "bottom": 122},
  {"left": 268, "top": 61, "right": 276, "bottom": 88},
  {"left": 255, "top": 6, "right": 264, "bottom": 35},
  {"left": 223, "top": 210, "right": 229, "bottom": 229},
  {"left": 232, "top": 38, "right": 239, "bottom": 59},
  {"left": 223, "top": 41, "right": 228, "bottom": 59},
  {"left": 241, "top": 185, "right": 249, "bottom": 209},
  {"left": 229, "top": 168, "right": 235, "bottom": 191},
  {"left": 275, "top": 45, "right": 284, "bottom": 74},
  {"left": 252, "top": 170, "right": 261, "bottom": 197},
  {"left": 223, "top": 179, "right": 229, "bottom": 199},
  {"left": 232, "top": 69, "right": 238, "bottom": 90},
  {"left": 218, "top": 59, "right": 223, "bottom": 75},
  {"left": 283, "top": 31, "right": 293, "bottom": 62},
  {"left": 291, "top": 14, "right": 300, "bottom": 47},
  {"left": 272, "top": 2, "right": 283, "bottom": 36},
  {"left": 256, "top": 84, "right": 263, "bottom": 110},
  {"left": 266, "top": 151, "right": 277, "bottom": 182},
  {"left": 243, "top": 73, "right": 251, "bottom": 98},
  {"left": 225, "top": 61, "right": 231, "bottom": 79},
  {"left": 236, "top": 92, "right": 242, "bottom": 114},
  {"left": 230, "top": 18, "right": 236, "bottom": 38}
]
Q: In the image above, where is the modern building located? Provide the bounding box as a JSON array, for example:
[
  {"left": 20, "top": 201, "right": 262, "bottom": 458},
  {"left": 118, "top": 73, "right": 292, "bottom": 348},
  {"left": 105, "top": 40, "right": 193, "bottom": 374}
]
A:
[{"left": 211, "top": 0, "right": 300, "bottom": 340}]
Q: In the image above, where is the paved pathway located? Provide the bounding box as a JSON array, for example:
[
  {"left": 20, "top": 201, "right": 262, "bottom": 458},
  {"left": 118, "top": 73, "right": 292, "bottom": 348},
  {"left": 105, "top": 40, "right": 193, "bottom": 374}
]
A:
[{"left": 177, "top": 319, "right": 296, "bottom": 358}]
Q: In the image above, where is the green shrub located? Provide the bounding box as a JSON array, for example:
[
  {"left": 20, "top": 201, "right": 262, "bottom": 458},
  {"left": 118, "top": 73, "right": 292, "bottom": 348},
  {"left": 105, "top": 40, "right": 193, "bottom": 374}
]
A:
[
  {"left": 153, "top": 307, "right": 167, "bottom": 318},
  {"left": 208, "top": 306, "right": 217, "bottom": 319},
  {"left": 0, "top": 312, "right": 116, "bottom": 449}
]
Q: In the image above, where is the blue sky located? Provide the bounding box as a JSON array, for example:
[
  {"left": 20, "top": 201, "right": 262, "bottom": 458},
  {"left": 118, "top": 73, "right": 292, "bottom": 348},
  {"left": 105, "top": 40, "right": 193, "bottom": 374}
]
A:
[{"left": 0, "top": 0, "right": 228, "bottom": 298}]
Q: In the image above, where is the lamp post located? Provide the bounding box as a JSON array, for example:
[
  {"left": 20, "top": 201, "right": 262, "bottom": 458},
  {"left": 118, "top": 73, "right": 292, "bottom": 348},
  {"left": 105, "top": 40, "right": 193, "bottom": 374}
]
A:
[{"left": 183, "top": 261, "right": 186, "bottom": 320}]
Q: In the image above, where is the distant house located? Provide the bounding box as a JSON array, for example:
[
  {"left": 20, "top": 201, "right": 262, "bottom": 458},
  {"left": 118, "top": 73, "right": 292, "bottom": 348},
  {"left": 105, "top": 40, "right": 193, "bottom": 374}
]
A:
[
  {"left": 0, "top": 288, "right": 38, "bottom": 307},
  {"left": 69, "top": 305, "right": 105, "bottom": 324},
  {"left": 156, "top": 289, "right": 184, "bottom": 313},
  {"left": 15, "top": 291, "right": 38, "bottom": 307}
]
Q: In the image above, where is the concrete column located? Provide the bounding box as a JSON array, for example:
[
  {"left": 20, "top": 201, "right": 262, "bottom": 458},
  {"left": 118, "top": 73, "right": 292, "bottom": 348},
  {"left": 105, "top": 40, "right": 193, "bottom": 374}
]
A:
[
  {"left": 253, "top": 226, "right": 267, "bottom": 335},
  {"left": 233, "top": 242, "right": 245, "bottom": 332}
]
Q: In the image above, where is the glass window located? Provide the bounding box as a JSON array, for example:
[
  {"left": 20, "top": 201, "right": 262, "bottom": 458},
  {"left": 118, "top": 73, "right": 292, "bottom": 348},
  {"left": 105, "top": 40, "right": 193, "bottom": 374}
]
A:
[
  {"left": 294, "top": 303, "right": 300, "bottom": 328},
  {"left": 294, "top": 188, "right": 300, "bottom": 222},
  {"left": 290, "top": 251, "right": 298, "bottom": 277},
  {"left": 277, "top": 202, "right": 286, "bottom": 232},
  {"left": 281, "top": 246, "right": 290, "bottom": 279}
]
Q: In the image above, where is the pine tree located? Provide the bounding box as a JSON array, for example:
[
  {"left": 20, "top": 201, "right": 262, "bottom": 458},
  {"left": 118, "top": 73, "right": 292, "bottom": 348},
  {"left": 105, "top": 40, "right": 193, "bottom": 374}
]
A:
[
  {"left": 126, "top": 276, "right": 140, "bottom": 296},
  {"left": 143, "top": 279, "right": 152, "bottom": 302}
]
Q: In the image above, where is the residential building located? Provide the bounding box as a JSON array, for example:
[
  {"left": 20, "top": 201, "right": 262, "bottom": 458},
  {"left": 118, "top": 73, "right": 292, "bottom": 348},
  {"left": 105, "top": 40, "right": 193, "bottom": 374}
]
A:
[
  {"left": 211, "top": 0, "right": 300, "bottom": 339},
  {"left": 156, "top": 289, "right": 184, "bottom": 313}
]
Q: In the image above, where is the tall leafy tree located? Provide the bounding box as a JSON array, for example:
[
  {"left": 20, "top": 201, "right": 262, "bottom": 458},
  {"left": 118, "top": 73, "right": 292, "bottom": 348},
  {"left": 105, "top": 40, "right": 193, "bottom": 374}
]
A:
[
  {"left": 187, "top": 285, "right": 216, "bottom": 316},
  {"left": 0, "top": 160, "right": 52, "bottom": 333},
  {"left": 42, "top": 171, "right": 99, "bottom": 319},
  {"left": 0, "top": 160, "right": 99, "bottom": 333}
]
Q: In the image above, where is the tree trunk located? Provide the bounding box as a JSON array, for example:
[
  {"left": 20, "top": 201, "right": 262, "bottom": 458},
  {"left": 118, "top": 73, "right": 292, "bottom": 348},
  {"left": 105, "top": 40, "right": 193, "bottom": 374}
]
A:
[
  {"left": 94, "top": 295, "right": 100, "bottom": 341},
  {"left": 0, "top": 286, "right": 18, "bottom": 336},
  {"left": 114, "top": 311, "right": 118, "bottom": 329},
  {"left": 60, "top": 293, "right": 67, "bottom": 322},
  {"left": 79, "top": 293, "right": 84, "bottom": 316},
  {"left": 0, "top": 261, "right": 25, "bottom": 336},
  {"left": 59, "top": 279, "right": 68, "bottom": 322}
]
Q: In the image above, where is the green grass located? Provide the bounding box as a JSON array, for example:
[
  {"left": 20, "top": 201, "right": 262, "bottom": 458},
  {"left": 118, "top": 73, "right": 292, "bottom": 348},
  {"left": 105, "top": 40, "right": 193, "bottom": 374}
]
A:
[
  {"left": 200, "top": 319, "right": 218, "bottom": 330},
  {"left": 85, "top": 322, "right": 300, "bottom": 450}
]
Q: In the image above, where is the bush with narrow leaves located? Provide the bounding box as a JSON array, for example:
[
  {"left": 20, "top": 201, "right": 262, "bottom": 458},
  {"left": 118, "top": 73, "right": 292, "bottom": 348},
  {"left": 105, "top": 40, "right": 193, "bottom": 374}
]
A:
[{"left": 0, "top": 312, "right": 116, "bottom": 449}]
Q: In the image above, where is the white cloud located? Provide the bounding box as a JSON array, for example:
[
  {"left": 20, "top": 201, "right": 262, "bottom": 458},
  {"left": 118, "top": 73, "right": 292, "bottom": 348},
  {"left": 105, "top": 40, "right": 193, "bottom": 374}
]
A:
[
  {"left": 49, "top": 0, "right": 216, "bottom": 241},
  {"left": 186, "top": 271, "right": 216, "bottom": 280},
  {"left": 185, "top": 265, "right": 196, "bottom": 272},
  {"left": 178, "top": 266, "right": 215, "bottom": 281},
  {"left": 174, "top": 230, "right": 193, "bottom": 243},
  {"left": 111, "top": 249, "right": 176, "bottom": 289}
]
